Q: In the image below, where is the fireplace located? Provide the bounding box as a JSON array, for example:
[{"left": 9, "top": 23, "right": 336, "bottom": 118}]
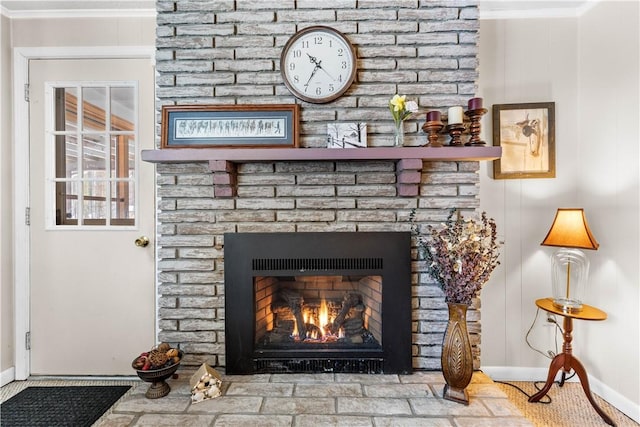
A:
[{"left": 224, "top": 232, "right": 412, "bottom": 374}]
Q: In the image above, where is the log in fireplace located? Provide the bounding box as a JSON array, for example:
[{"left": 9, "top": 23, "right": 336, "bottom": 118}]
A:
[{"left": 224, "top": 232, "right": 412, "bottom": 374}]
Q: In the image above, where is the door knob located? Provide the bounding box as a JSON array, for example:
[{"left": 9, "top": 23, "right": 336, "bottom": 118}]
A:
[{"left": 135, "top": 236, "right": 150, "bottom": 247}]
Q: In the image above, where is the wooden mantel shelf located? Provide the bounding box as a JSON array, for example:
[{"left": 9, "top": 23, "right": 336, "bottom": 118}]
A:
[
  {"left": 141, "top": 146, "right": 501, "bottom": 198},
  {"left": 141, "top": 146, "right": 501, "bottom": 163}
]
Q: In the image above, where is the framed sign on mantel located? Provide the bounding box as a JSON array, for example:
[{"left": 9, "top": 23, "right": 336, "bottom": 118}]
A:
[
  {"left": 492, "top": 102, "right": 555, "bottom": 179},
  {"left": 161, "top": 104, "right": 299, "bottom": 149}
]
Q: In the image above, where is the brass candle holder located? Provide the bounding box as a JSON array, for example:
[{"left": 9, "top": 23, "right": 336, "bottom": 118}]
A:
[
  {"left": 445, "top": 123, "right": 465, "bottom": 147},
  {"left": 464, "top": 108, "right": 487, "bottom": 146},
  {"left": 421, "top": 120, "right": 444, "bottom": 147}
]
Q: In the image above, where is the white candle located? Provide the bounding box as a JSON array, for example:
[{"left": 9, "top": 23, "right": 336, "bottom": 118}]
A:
[{"left": 448, "top": 106, "right": 463, "bottom": 124}]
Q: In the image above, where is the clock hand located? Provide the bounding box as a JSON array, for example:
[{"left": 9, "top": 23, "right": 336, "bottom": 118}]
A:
[
  {"left": 318, "top": 66, "right": 337, "bottom": 82},
  {"left": 304, "top": 65, "right": 320, "bottom": 90},
  {"left": 307, "top": 53, "right": 319, "bottom": 65}
]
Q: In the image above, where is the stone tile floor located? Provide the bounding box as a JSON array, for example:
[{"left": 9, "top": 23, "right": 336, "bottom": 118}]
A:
[{"left": 95, "top": 371, "right": 533, "bottom": 426}]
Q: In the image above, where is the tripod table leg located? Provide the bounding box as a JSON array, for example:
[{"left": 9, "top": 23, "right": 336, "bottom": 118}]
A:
[
  {"left": 528, "top": 353, "right": 566, "bottom": 403},
  {"left": 570, "top": 356, "right": 616, "bottom": 426}
]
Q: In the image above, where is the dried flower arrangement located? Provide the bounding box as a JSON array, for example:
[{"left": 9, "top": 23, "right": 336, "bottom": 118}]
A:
[{"left": 411, "top": 209, "right": 500, "bottom": 305}]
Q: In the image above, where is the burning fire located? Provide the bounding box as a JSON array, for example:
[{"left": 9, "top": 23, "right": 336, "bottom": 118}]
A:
[{"left": 292, "top": 299, "right": 342, "bottom": 342}]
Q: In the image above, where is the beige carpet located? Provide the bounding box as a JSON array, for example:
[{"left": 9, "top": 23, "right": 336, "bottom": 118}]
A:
[{"left": 497, "top": 381, "right": 638, "bottom": 427}]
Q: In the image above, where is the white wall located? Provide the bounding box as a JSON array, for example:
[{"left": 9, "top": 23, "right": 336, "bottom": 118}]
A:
[
  {"left": 1, "top": 13, "right": 14, "bottom": 380},
  {"left": 577, "top": 0, "right": 640, "bottom": 411},
  {"left": 479, "top": 1, "right": 639, "bottom": 420}
]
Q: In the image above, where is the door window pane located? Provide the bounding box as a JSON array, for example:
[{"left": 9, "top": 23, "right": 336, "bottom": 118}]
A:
[
  {"left": 82, "top": 87, "right": 107, "bottom": 131},
  {"left": 55, "top": 87, "right": 78, "bottom": 131},
  {"left": 110, "top": 135, "right": 135, "bottom": 179},
  {"left": 83, "top": 134, "right": 108, "bottom": 176},
  {"left": 111, "top": 87, "right": 135, "bottom": 130},
  {"left": 83, "top": 178, "right": 107, "bottom": 224},
  {"left": 55, "top": 134, "right": 78, "bottom": 179},
  {"left": 111, "top": 180, "right": 135, "bottom": 222},
  {"left": 58, "top": 181, "right": 78, "bottom": 224}
]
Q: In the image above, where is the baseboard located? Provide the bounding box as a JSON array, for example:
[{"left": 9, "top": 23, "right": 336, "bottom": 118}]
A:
[
  {"left": 1, "top": 366, "right": 16, "bottom": 387},
  {"left": 481, "top": 365, "right": 640, "bottom": 424},
  {"left": 589, "top": 375, "right": 640, "bottom": 424},
  {"left": 481, "top": 366, "right": 559, "bottom": 382}
]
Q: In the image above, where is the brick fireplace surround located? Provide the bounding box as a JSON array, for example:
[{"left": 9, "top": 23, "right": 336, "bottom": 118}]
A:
[{"left": 151, "top": 0, "right": 485, "bottom": 373}]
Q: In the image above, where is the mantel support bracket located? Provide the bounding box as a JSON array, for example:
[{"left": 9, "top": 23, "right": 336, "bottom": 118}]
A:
[
  {"left": 209, "top": 160, "right": 237, "bottom": 198},
  {"left": 396, "top": 159, "right": 423, "bottom": 197}
]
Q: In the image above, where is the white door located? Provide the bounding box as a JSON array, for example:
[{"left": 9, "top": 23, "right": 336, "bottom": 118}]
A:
[{"left": 28, "top": 58, "right": 155, "bottom": 375}]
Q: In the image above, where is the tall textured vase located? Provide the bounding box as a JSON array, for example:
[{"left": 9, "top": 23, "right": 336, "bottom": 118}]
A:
[{"left": 441, "top": 302, "right": 474, "bottom": 404}]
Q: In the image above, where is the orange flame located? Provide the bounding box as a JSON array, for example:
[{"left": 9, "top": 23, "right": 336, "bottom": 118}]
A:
[{"left": 319, "top": 299, "right": 329, "bottom": 337}]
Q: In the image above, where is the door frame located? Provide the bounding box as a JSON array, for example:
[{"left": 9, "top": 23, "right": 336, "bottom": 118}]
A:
[{"left": 12, "top": 46, "right": 155, "bottom": 380}]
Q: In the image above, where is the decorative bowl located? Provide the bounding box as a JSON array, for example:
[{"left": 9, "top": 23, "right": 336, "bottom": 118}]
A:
[{"left": 132, "top": 351, "right": 183, "bottom": 399}]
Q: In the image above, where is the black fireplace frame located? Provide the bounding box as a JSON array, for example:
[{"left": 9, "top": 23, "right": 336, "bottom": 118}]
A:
[{"left": 224, "top": 232, "right": 412, "bottom": 374}]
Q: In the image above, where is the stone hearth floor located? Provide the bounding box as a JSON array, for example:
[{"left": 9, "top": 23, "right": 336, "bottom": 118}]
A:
[{"left": 96, "top": 371, "right": 533, "bottom": 426}]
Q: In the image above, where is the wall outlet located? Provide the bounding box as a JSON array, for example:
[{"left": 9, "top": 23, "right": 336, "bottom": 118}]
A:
[{"left": 545, "top": 313, "right": 557, "bottom": 326}]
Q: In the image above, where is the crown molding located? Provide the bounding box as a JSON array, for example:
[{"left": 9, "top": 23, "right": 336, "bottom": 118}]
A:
[
  {"left": 3, "top": 2, "right": 600, "bottom": 21},
  {"left": 1, "top": 6, "right": 155, "bottom": 19},
  {"left": 480, "top": 1, "right": 600, "bottom": 20}
]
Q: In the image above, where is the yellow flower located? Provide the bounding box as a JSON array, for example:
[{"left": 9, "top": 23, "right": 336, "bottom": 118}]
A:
[
  {"left": 389, "top": 94, "right": 419, "bottom": 125},
  {"left": 390, "top": 94, "right": 406, "bottom": 112}
]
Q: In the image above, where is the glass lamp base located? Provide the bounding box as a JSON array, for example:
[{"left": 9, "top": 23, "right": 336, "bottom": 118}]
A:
[
  {"left": 550, "top": 248, "right": 589, "bottom": 314},
  {"left": 553, "top": 298, "right": 583, "bottom": 313}
]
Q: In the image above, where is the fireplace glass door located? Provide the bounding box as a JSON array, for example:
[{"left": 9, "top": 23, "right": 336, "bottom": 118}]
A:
[{"left": 255, "top": 275, "right": 383, "bottom": 351}]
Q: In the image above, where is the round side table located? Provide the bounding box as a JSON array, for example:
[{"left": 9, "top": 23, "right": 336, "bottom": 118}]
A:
[{"left": 529, "top": 298, "right": 615, "bottom": 426}]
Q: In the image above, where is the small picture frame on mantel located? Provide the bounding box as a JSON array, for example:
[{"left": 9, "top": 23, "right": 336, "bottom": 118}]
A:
[
  {"left": 327, "top": 123, "right": 367, "bottom": 148},
  {"left": 161, "top": 104, "right": 299, "bottom": 149},
  {"left": 492, "top": 102, "right": 556, "bottom": 179}
]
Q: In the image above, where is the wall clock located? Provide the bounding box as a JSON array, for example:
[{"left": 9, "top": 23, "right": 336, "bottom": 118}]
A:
[{"left": 280, "top": 26, "right": 357, "bottom": 104}]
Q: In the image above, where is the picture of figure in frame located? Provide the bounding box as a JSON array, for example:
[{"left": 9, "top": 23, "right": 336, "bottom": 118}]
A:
[
  {"left": 492, "top": 102, "right": 555, "bottom": 179},
  {"left": 175, "top": 117, "right": 285, "bottom": 139}
]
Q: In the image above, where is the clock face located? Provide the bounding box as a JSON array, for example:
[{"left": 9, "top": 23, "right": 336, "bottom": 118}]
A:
[{"left": 280, "top": 26, "right": 356, "bottom": 104}]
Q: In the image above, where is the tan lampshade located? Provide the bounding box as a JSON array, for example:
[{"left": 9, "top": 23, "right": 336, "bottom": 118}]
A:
[{"left": 541, "top": 208, "right": 599, "bottom": 250}]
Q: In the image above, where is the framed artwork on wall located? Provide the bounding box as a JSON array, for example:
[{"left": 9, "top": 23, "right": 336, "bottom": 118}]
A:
[
  {"left": 492, "top": 102, "right": 556, "bottom": 179},
  {"left": 161, "top": 104, "right": 299, "bottom": 148}
]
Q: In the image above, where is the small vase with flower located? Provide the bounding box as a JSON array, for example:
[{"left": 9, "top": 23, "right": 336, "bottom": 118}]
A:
[{"left": 389, "top": 94, "right": 418, "bottom": 147}]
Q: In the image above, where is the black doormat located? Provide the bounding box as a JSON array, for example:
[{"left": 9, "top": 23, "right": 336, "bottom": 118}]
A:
[{"left": 1, "top": 385, "right": 131, "bottom": 427}]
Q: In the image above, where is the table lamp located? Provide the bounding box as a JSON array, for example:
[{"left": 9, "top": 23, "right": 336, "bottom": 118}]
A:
[{"left": 541, "top": 208, "right": 599, "bottom": 312}]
